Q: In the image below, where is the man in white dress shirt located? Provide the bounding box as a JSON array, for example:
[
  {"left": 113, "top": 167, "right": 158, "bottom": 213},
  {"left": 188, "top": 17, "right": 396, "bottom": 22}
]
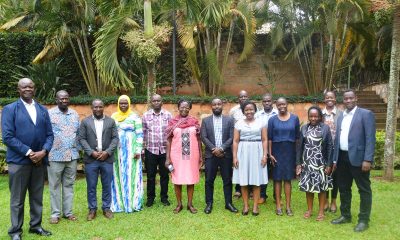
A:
[
  {"left": 2, "top": 78, "right": 54, "bottom": 239},
  {"left": 331, "top": 90, "right": 376, "bottom": 232},
  {"left": 229, "top": 90, "right": 249, "bottom": 198},
  {"left": 78, "top": 99, "right": 119, "bottom": 221},
  {"left": 255, "top": 93, "right": 278, "bottom": 204}
]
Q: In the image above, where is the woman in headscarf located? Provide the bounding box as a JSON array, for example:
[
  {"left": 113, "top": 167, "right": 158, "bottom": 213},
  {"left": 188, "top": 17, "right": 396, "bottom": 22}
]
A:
[
  {"left": 110, "top": 95, "right": 144, "bottom": 213},
  {"left": 165, "top": 99, "right": 202, "bottom": 214}
]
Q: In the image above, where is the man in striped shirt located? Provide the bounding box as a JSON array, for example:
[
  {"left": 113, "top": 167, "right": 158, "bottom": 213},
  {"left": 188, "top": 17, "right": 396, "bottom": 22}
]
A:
[{"left": 142, "top": 94, "right": 172, "bottom": 207}]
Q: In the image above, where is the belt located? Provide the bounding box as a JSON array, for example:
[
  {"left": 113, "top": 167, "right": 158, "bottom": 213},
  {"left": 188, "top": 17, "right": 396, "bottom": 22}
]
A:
[{"left": 240, "top": 139, "right": 261, "bottom": 142}]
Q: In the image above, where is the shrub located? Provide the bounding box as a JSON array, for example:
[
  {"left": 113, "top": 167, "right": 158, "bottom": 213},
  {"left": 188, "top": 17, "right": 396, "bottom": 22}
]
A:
[
  {"left": 0, "top": 134, "right": 6, "bottom": 173},
  {"left": 374, "top": 131, "right": 400, "bottom": 169},
  {"left": 0, "top": 32, "right": 45, "bottom": 98}
]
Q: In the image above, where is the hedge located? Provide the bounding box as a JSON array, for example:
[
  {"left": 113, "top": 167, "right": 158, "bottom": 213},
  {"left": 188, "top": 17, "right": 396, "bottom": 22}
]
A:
[
  {"left": 374, "top": 131, "right": 400, "bottom": 169},
  {"left": 0, "top": 32, "right": 190, "bottom": 98},
  {"left": 0, "top": 32, "right": 45, "bottom": 97}
]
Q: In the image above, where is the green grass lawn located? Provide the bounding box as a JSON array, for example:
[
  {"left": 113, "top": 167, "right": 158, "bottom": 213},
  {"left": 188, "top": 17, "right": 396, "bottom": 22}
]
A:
[{"left": 0, "top": 171, "right": 399, "bottom": 240}]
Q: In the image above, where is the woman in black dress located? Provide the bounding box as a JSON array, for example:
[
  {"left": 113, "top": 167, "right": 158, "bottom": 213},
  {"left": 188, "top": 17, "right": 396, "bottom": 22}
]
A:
[{"left": 296, "top": 106, "right": 333, "bottom": 221}]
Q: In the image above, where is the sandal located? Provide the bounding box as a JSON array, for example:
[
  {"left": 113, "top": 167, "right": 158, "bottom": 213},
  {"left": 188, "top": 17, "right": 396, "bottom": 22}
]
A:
[
  {"left": 49, "top": 217, "right": 60, "bottom": 224},
  {"left": 233, "top": 192, "right": 241, "bottom": 199},
  {"left": 303, "top": 211, "right": 312, "bottom": 219},
  {"left": 187, "top": 205, "right": 198, "bottom": 214},
  {"left": 276, "top": 209, "right": 283, "bottom": 216},
  {"left": 330, "top": 206, "right": 337, "bottom": 213},
  {"left": 64, "top": 215, "right": 77, "bottom": 221},
  {"left": 316, "top": 214, "right": 325, "bottom": 221},
  {"left": 173, "top": 205, "right": 183, "bottom": 214},
  {"left": 286, "top": 208, "right": 294, "bottom": 216}
]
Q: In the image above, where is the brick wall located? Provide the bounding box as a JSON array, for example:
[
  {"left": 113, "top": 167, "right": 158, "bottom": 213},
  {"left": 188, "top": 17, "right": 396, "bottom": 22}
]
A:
[{"left": 177, "top": 53, "right": 307, "bottom": 95}]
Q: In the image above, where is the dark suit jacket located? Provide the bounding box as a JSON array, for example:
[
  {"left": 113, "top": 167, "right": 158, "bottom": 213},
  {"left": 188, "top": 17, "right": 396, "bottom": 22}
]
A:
[
  {"left": 200, "top": 114, "right": 234, "bottom": 159},
  {"left": 78, "top": 115, "right": 119, "bottom": 163},
  {"left": 1, "top": 99, "right": 54, "bottom": 165},
  {"left": 296, "top": 122, "right": 333, "bottom": 166},
  {"left": 333, "top": 107, "right": 376, "bottom": 167}
]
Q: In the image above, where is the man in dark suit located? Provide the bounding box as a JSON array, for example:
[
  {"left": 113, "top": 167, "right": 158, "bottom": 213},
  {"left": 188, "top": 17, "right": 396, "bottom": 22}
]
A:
[
  {"left": 78, "top": 99, "right": 119, "bottom": 221},
  {"left": 331, "top": 89, "right": 376, "bottom": 232},
  {"left": 201, "top": 98, "right": 238, "bottom": 214},
  {"left": 1, "top": 78, "right": 54, "bottom": 240}
]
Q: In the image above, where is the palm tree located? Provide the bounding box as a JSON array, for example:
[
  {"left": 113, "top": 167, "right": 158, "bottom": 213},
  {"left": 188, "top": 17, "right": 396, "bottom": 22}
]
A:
[
  {"left": 176, "top": 0, "right": 257, "bottom": 96},
  {"left": 0, "top": 0, "right": 141, "bottom": 96},
  {"left": 94, "top": 0, "right": 171, "bottom": 102},
  {"left": 265, "top": 0, "right": 370, "bottom": 94}
]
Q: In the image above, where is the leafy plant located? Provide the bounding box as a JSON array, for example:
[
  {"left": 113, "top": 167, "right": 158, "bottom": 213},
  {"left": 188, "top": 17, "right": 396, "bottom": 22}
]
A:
[
  {"left": 12, "top": 59, "right": 67, "bottom": 101},
  {"left": 0, "top": 132, "right": 6, "bottom": 173},
  {"left": 257, "top": 60, "right": 289, "bottom": 95},
  {"left": 374, "top": 131, "right": 400, "bottom": 169}
]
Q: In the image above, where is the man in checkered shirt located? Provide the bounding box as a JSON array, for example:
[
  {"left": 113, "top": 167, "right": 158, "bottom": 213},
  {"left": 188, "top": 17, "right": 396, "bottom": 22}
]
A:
[{"left": 142, "top": 94, "right": 172, "bottom": 207}]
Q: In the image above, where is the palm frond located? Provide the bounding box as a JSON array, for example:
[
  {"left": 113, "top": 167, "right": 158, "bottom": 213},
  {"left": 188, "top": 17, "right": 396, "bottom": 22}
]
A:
[
  {"left": 338, "top": 29, "right": 353, "bottom": 65},
  {"left": 33, "top": 24, "right": 68, "bottom": 63},
  {"left": 124, "top": 17, "right": 140, "bottom": 30},
  {"left": 284, "top": 29, "right": 314, "bottom": 61},
  {"left": 0, "top": 14, "right": 30, "bottom": 30},
  {"left": 235, "top": 2, "right": 257, "bottom": 63},
  {"left": 200, "top": 0, "right": 229, "bottom": 28},
  {"left": 177, "top": 22, "right": 196, "bottom": 49},
  {"left": 206, "top": 48, "right": 223, "bottom": 85},
  {"left": 185, "top": 47, "right": 201, "bottom": 82},
  {"left": 94, "top": 10, "right": 134, "bottom": 90}
]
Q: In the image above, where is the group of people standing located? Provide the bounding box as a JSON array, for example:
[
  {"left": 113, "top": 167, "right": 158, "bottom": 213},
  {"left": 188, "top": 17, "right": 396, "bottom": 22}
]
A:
[{"left": 1, "top": 78, "right": 375, "bottom": 240}]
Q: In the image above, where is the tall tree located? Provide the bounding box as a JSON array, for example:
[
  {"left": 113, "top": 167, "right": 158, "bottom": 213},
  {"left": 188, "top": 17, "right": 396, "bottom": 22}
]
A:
[{"left": 381, "top": 0, "right": 400, "bottom": 181}]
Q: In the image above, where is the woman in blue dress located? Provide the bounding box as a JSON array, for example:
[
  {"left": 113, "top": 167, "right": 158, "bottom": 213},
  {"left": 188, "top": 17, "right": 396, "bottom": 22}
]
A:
[
  {"left": 268, "top": 97, "right": 300, "bottom": 216},
  {"left": 232, "top": 101, "right": 268, "bottom": 216}
]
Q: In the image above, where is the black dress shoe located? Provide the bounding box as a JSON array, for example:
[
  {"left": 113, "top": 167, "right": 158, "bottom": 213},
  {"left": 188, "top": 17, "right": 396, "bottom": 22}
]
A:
[
  {"left": 225, "top": 203, "right": 238, "bottom": 213},
  {"left": 11, "top": 234, "right": 21, "bottom": 240},
  {"left": 331, "top": 216, "right": 352, "bottom": 224},
  {"left": 204, "top": 204, "right": 212, "bottom": 214},
  {"left": 161, "top": 200, "right": 171, "bottom": 206},
  {"left": 28, "top": 228, "right": 52, "bottom": 236},
  {"left": 146, "top": 199, "right": 154, "bottom": 207},
  {"left": 354, "top": 222, "right": 369, "bottom": 232}
]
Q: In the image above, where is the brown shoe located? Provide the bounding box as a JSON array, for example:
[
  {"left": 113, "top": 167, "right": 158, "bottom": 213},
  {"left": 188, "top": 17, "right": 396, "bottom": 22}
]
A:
[
  {"left": 87, "top": 210, "right": 96, "bottom": 221},
  {"left": 49, "top": 217, "right": 60, "bottom": 224},
  {"left": 103, "top": 209, "right": 113, "bottom": 219},
  {"left": 258, "top": 197, "right": 266, "bottom": 204},
  {"left": 64, "top": 215, "right": 78, "bottom": 221}
]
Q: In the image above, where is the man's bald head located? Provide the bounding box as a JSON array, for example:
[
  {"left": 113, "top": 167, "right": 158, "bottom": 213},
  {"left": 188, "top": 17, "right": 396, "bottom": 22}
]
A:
[
  {"left": 238, "top": 90, "right": 249, "bottom": 104},
  {"left": 18, "top": 78, "right": 34, "bottom": 88},
  {"left": 17, "top": 78, "right": 35, "bottom": 103}
]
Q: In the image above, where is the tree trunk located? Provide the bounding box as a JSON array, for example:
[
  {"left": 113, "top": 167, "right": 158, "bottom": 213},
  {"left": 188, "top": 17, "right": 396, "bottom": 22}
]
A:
[
  {"left": 146, "top": 62, "right": 156, "bottom": 105},
  {"left": 144, "top": 0, "right": 154, "bottom": 39},
  {"left": 383, "top": 4, "right": 400, "bottom": 181}
]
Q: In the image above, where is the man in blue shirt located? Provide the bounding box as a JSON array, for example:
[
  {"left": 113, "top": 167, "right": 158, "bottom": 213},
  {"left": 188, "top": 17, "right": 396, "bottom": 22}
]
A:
[{"left": 48, "top": 90, "right": 80, "bottom": 224}]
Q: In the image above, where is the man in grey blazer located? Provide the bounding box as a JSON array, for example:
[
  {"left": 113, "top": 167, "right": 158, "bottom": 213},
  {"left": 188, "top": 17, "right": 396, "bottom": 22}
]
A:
[
  {"left": 201, "top": 98, "right": 238, "bottom": 214},
  {"left": 78, "top": 99, "right": 119, "bottom": 221},
  {"left": 331, "top": 90, "right": 376, "bottom": 232}
]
